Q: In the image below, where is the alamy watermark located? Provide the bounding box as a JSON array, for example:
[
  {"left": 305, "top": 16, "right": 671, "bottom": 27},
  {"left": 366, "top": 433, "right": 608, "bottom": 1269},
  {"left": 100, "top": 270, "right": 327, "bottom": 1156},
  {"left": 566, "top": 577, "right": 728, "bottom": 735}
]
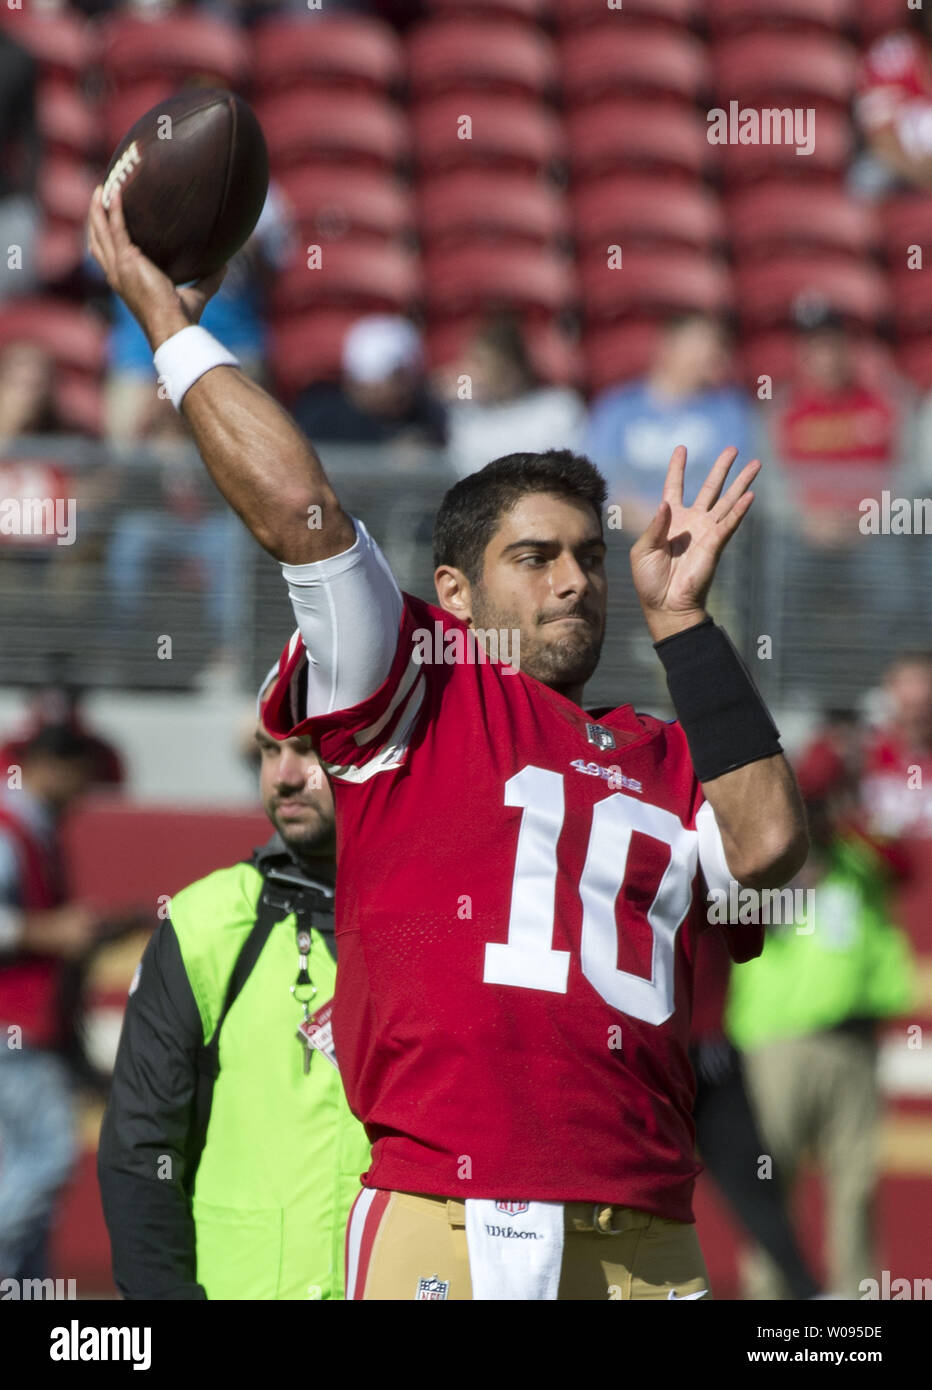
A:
[
  {"left": 707, "top": 880, "right": 816, "bottom": 933},
  {"left": 706, "top": 101, "right": 815, "bottom": 157},
  {"left": 412, "top": 622, "right": 520, "bottom": 671}
]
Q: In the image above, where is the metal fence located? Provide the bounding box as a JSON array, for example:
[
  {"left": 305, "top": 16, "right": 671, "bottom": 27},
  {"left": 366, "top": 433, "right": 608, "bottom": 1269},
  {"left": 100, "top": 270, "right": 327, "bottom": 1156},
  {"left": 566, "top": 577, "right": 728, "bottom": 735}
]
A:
[{"left": 0, "top": 435, "right": 925, "bottom": 716}]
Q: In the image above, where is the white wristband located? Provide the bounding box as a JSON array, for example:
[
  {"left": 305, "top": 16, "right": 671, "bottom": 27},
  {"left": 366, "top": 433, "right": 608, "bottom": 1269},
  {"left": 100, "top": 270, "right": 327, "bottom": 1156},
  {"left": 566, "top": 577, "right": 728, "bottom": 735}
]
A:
[{"left": 153, "top": 325, "right": 240, "bottom": 411}]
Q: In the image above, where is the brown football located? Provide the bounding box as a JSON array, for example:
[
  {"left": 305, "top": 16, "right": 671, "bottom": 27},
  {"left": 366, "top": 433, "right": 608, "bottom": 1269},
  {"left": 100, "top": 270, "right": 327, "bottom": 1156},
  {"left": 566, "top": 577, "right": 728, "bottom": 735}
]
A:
[{"left": 102, "top": 88, "right": 269, "bottom": 284}]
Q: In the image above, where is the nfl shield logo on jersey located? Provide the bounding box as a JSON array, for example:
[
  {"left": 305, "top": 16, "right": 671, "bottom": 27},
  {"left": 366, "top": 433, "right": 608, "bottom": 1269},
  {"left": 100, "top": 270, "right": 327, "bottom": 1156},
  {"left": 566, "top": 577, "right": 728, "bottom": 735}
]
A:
[
  {"left": 415, "top": 1275, "right": 450, "bottom": 1300},
  {"left": 494, "top": 1200, "right": 529, "bottom": 1216},
  {"left": 586, "top": 722, "right": 615, "bottom": 751}
]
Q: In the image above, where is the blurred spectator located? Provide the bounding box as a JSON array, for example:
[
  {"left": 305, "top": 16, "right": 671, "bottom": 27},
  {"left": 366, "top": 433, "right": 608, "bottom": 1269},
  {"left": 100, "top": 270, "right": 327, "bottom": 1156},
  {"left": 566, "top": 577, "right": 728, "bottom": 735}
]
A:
[
  {"left": 104, "top": 182, "right": 293, "bottom": 442},
  {"left": 691, "top": 927, "right": 820, "bottom": 1301},
  {"left": 773, "top": 301, "right": 902, "bottom": 547},
  {"left": 855, "top": 8, "right": 932, "bottom": 195},
  {"left": 585, "top": 313, "right": 752, "bottom": 535},
  {"left": 0, "top": 669, "right": 125, "bottom": 790},
  {"left": 862, "top": 652, "right": 932, "bottom": 951},
  {"left": 0, "top": 725, "right": 103, "bottom": 1282},
  {"left": 0, "top": 342, "right": 64, "bottom": 442},
  {"left": 294, "top": 314, "right": 446, "bottom": 449},
  {"left": 442, "top": 314, "right": 584, "bottom": 479},
  {"left": 0, "top": 33, "right": 40, "bottom": 304},
  {"left": 726, "top": 734, "right": 917, "bottom": 1300}
]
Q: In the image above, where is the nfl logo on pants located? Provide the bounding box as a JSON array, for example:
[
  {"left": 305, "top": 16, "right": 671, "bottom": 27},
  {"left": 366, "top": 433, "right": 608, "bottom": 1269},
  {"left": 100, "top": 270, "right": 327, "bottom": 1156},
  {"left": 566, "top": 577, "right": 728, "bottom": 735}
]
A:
[{"left": 495, "top": 1200, "right": 529, "bottom": 1216}]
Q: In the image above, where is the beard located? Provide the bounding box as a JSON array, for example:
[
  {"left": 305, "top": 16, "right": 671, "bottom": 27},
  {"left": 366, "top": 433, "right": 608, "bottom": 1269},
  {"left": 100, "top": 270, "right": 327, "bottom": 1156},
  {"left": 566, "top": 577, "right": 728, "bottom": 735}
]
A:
[
  {"left": 269, "top": 804, "right": 335, "bottom": 864},
  {"left": 470, "top": 587, "right": 604, "bottom": 694}
]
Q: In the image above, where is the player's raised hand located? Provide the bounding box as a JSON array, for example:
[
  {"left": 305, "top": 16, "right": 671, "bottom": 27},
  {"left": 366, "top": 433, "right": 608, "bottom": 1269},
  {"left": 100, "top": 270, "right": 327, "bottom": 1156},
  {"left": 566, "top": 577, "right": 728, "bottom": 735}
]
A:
[
  {"left": 87, "top": 185, "right": 227, "bottom": 351},
  {"left": 630, "top": 445, "right": 760, "bottom": 643}
]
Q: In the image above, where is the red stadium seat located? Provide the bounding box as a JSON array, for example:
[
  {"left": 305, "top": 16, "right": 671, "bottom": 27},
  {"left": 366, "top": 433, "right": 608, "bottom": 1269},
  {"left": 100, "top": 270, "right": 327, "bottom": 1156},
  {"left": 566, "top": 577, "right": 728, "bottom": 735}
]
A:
[
  {"left": 269, "top": 241, "right": 421, "bottom": 317},
  {"left": 561, "top": 25, "right": 709, "bottom": 106},
  {"left": 412, "top": 95, "right": 564, "bottom": 174},
  {"left": 896, "top": 337, "right": 932, "bottom": 391},
  {"left": 38, "top": 159, "right": 98, "bottom": 231},
  {"left": 573, "top": 176, "right": 725, "bottom": 252},
  {"left": 718, "top": 104, "right": 852, "bottom": 183},
  {"left": 706, "top": 0, "right": 853, "bottom": 35},
  {"left": 418, "top": 171, "right": 568, "bottom": 247},
  {"left": 103, "top": 82, "right": 173, "bottom": 153},
  {"left": 423, "top": 245, "right": 576, "bottom": 316},
  {"left": 56, "top": 372, "right": 104, "bottom": 438},
  {"left": 276, "top": 167, "right": 414, "bottom": 243},
  {"left": 406, "top": 18, "right": 557, "bottom": 99},
  {"left": 99, "top": 14, "right": 249, "bottom": 90},
  {"left": 580, "top": 249, "right": 733, "bottom": 321},
  {"left": 252, "top": 16, "right": 404, "bottom": 95},
  {"left": 37, "top": 85, "right": 98, "bottom": 161},
  {"left": 425, "top": 315, "right": 583, "bottom": 387},
  {"left": 257, "top": 91, "right": 410, "bottom": 171},
  {"left": 554, "top": 0, "right": 702, "bottom": 25},
  {"left": 269, "top": 309, "right": 360, "bottom": 399},
  {"left": 0, "top": 9, "right": 96, "bottom": 86},
  {"left": 36, "top": 225, "right": 85, "bottom": 287},
  {"left": 567, "top": 100, "right": 711, "bottom": 178},
  {"left": 583, "top": 320, "right": 664, "bottom": 396},
  {"left": 891, "top": 264, "right": 932, "bottom": 333},
  {"left": 739, "top": 329, "right": 897, "bottom": 395},
  {"left": 710, "top": 33, "right": 857, "bottom": 107},
  {"left": 727, "top": 183, "right": 878, "bottom": 257},
  {"left": 858, "top": 0, "right": 909, "bottom": 41},
  {"left": 734, "top": 255, "right": 890, "bottom": 329},
  {"left": 0, "top": 300, "right": 107, "bottom": 375},
  {"left": 879, "top": 194, "right": 932, "bottom": 266}
]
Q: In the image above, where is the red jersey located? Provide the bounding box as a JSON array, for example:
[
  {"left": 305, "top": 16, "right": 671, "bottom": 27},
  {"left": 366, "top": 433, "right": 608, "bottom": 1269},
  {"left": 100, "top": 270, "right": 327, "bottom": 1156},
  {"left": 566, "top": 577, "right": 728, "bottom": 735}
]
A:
[
  {"left": 776, "top": 385, "right": 897, "bottom": 513},
  {"left": 265, "top": 592, "right": 762, "bottom": 1220},
  {"left": 862, "top": 730, "right": 932, "bottom": 955},
  {"left": 858, "top": 32, "right": 932, "bottom": 134}
]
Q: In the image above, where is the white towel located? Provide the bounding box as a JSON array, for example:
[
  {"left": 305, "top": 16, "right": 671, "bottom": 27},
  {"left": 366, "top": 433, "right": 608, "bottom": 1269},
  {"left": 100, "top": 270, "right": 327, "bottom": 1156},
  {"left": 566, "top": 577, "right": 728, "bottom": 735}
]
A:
[{"left": 465, "top": 1200, "right": 564, "bottom": 1300}]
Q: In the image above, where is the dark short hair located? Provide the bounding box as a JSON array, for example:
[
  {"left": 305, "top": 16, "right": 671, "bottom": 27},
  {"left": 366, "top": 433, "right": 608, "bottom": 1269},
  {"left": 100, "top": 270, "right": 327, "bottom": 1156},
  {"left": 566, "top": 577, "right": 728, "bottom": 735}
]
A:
[
  {"left": 433, "top": 449, "right": 608, "bottom": 584},
  {"left": 22, "top": 723, "right": 97, "bottom": 765}
]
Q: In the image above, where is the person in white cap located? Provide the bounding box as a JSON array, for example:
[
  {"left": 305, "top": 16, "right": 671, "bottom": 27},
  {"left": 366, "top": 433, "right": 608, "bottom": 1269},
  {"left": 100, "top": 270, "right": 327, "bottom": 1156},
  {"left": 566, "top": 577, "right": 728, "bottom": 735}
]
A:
[{"left": 294, "top": 315, "right": 447, "bottom": 448}]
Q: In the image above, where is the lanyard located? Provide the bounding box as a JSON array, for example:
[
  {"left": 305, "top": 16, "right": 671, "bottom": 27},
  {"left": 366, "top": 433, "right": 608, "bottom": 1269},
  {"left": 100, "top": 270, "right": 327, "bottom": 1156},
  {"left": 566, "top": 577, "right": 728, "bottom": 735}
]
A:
[{"left": 292, "top": 918, "right": 318, "bottom": 1075}]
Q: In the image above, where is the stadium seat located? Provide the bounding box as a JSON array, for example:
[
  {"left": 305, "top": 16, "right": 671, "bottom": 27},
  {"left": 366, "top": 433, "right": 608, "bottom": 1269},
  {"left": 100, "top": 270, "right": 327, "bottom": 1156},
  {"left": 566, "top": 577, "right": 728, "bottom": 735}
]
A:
[
  {"left": 0, "top": 8, "right": 96, "bottom": 87},
  {"left": 734, "top": 255, "right": 890, "bottom": 329},
  {"left": 891, "top": 264, "right": 932, "bottom": 333},
  {"left": 37, "top": 85, "right": 99, "bottom": 161},
  {"left": 879, "top": 194, "right": 932, "bottom": 267},
  {"left": 56, "top": 371, "right": 104, "bottom": 438},
  {"left": 36, "top": 225, "right": 85, "bottom": 288},
  {"left": 406, "top": 18, "right": 558, "bottom": 99},
  {"left": 718, "top": 104, "right": 852, "bottom": 183},
  {"left": 567, "top": 100, "right": 710, "bottom": 178},
  {"left": 418, "top": 171, "right": 568, "bottom": 247},
  {"left": 268, "top": 309, "right": 361, "bottom": 399},
  {"left": 412, "top": 95, "right": 564, "bottom": 174},
  {"left": 554, "top": 0, "right": 702, "bottom": 25},
  {"left": 583, "top": 319, "right": 664, "bottom": 396},
  {"left": 580, "top": 249, "right": 732, "bottom": 321},
  {"left": 710, "top": 33, "right": 857, "bottom": 107},
  {"left": 423, "top": 245, "right": 576, "bottom": 316},
  {"left": 269, "top": 242, "right": 421, "bottom": 317},
  {"left": 39, "top": 158, "right": 98, "bottom": 231},
  {"left": 276, "top": 167, "right": 414, "bottom": 244},
  {"left": 560, "top": 25, "right": 709, "bottom": 106},
  {"left": 425, "top": 315, "right": 583, "bottom": 386},
  {"left": 252, "top": 16, "right": 404, "bottom": 96},
  {"left": 895, "top": 337, "right": 932, "bottom": 391},
  {"left": 573, "top": 175, "right": 725, "bottom": 252},
  {"left": 257, "top": 91, "right": 410, "bottom": 171},
  {"left": 706, "top": 0, "right": 853, "bottom": 35},
  {"left": 0, "top": 300, "right": 107, "bottom": 375},
  {"left": 739, "top": 329, "right": 897, "bottom": 395},
  {"left": 99, "top": 14, "right": 249, "bottom": 90},
  {"left": 727, "top": 183, "right": 878, "bottom": 257},
  {"left": 103, "top": 82, "right": 174, "bottom": 153},
  {"left": 858, "top": 0, "right": 909, "bottom": 41}
]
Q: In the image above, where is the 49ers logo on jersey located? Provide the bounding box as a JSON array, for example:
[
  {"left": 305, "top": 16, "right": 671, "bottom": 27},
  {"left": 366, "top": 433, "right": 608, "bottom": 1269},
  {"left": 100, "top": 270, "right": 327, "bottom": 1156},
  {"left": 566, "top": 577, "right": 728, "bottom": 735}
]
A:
[{"left": 494, "top": 1200, "right": 529, "bottom": 1216}]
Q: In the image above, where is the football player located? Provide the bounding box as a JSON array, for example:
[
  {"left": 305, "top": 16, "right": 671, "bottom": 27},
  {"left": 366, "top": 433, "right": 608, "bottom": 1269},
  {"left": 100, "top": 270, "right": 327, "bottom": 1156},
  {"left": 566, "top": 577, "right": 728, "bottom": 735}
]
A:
[{"left": 89, "top": 187, "right": 809, "bottom": 1301}]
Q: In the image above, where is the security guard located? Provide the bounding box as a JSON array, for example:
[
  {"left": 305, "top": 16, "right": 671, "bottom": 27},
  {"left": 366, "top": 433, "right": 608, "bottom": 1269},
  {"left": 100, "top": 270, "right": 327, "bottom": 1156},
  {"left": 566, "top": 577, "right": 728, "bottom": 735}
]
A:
[{"left": 97, "top": 674, "right": 369, "bottom": 1299}]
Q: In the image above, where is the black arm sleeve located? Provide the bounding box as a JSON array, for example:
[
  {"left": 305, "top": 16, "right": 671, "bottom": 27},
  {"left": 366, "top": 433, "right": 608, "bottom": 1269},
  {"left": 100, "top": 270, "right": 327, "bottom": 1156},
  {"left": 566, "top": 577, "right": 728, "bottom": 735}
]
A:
[{"left": 97, "top": 920, "right": 207, "bottom": 1300}]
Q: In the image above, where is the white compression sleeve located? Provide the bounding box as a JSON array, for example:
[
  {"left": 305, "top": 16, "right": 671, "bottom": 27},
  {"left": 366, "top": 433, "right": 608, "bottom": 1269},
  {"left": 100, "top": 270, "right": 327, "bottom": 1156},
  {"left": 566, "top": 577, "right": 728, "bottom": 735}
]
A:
[{"left": 280, "top": 517, "right": 404, "bottom": 718}]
